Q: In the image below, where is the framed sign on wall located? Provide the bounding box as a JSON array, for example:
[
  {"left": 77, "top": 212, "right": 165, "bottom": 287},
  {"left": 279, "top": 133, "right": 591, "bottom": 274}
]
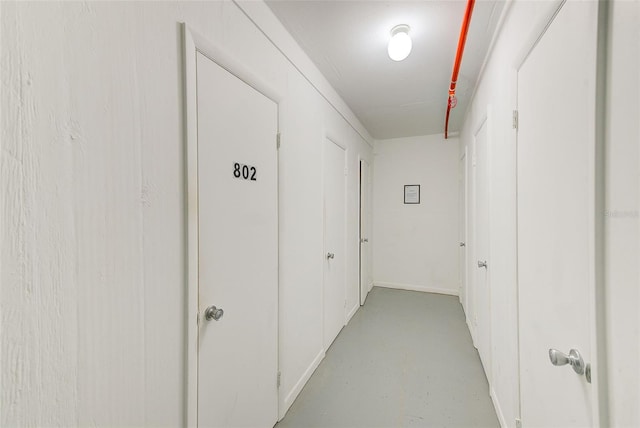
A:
[{"left": 404, "top": 185, "right": 420, "bottom": 204}]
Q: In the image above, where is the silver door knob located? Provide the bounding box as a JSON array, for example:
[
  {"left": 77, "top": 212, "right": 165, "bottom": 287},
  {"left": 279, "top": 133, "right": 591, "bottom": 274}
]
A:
[
  {"left": 477, "top": 260, "right": 487, "bottom": 268},
  {"left": 326, "top": 252, "right": 335, "bottom": 259},
  {"left": 205, "top": 305, "right": 224, "bottom": 321},
  {"left": 360, "top": 238, "right": 369, "bottom": 243},
  {"left": 459, "top": 242, "right": 466, "bottom": 247},
  {"left": 549, "top": 348, "right": 585, "bottom": 375}
]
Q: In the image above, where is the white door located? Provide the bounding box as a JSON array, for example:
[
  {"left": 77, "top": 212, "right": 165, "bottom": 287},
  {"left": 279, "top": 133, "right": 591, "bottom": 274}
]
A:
[
  {"left": 473, "top": 118, "right": 491, "bottom": 379},
  {"left": 196, "top": 53, "right": 278, "bottom": 428},
  {"left": 517, "top": 1, "right": 597, "bottom": 426},
  {"left": 466, "top": 146, "right": 475, "bottom": 328},
  {"left": 459, "top": 153, "right": 467, "bottom": 304},
  {"left": 359, "top": 159, "right": 372, "bottom": 305},
  {"left": 323, "top": 138, "right": 346, "bottom": 349}
]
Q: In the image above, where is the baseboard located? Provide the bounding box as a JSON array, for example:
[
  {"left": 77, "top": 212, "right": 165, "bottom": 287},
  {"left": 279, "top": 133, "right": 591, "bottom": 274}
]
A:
[
  {"left": 346, "top": 302, "right": 359, "bottom": 323},
  {"left": 374, "top": 282, "right": 459, "bottom": 297},
  {"left": 466, "top": 316, "right": 477, "bottom": 349},
  {"left": 279, "top": 348, "right": 325, "bottom": 420},
  {"left": 490, "top": 386, "right": 508, "bottom": 428}
]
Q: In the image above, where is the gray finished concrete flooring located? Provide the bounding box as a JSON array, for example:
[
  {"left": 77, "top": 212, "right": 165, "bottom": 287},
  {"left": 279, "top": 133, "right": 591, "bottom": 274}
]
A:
[{"left": 276, "top": 287, "right": 499, "bottom": 428}]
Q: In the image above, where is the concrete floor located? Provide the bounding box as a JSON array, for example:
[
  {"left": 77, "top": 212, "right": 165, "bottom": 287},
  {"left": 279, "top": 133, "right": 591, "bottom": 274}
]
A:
[{"left": 276, "top": 287, "right": 499, "bottom": 428}]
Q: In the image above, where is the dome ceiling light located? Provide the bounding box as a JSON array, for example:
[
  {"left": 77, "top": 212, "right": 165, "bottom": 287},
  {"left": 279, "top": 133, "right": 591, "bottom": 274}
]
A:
[{"left": 387, "top": 24, "right": 412, "bottom": 62}]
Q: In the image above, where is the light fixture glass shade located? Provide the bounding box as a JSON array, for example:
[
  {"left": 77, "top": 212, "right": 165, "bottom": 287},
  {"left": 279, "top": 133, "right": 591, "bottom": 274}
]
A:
[{"left": 388, "top": 25, "right": 412, "bottom": 61}]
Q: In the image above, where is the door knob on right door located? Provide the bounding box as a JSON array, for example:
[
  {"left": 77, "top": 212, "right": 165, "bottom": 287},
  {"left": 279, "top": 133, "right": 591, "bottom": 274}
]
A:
[
  {"left": 205, "top": 305, "right": 224, "bottom": 322},
  {"left": 326, "top": 252, "right": 335, "bottom": 259},
  {"left": 548, "top": 348, "right": 585, "bottom": 375},
  {"left": 477, "top": 260, "right": 487, "bottom": 268}
]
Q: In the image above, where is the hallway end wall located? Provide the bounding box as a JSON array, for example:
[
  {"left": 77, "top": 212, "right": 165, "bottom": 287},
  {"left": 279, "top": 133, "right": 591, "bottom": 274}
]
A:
[{"left": 372, "top": 134, "right": 460, "bottom": 296}]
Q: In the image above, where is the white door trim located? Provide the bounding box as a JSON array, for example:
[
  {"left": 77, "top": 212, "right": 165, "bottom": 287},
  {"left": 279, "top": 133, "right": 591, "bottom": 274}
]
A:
[{"left": 182, "top": 23, "right": 283, "bottom": 428}]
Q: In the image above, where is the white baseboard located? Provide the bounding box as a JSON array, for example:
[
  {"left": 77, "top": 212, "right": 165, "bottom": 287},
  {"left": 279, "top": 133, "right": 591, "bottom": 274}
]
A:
[
  {"left": 374, "top": 282, "right": 459, "bottom": 297},
  {"left": 279, "top": 348, "right": 325, "bottom": 420},
  {"left": 346, "top": 302, "right": 359, "bottom": 323},
  {"left": 466, "top": 316, "right": 477, "bottom": 349},
  {"left": 490, "top": 386, "right": 509, "bottom": 428}
]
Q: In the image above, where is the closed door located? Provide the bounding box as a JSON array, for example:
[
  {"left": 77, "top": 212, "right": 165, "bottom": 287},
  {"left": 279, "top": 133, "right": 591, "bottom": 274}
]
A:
[
  {"left": 459, "top": 153, "right": 467, "bottom": 304},
  {"left": 517, "top": 1, "right": 597, "bottom": 425},
  {"left": 360, "top": 159, "right": 372, "bottom": 305},
  {"left": 473, "top": 118, "right": 491, "bottom": 379},
  {"left": 196, "top": 53, "right": 278, "bottom": 428},
  {"left": 323, "top": 138, "right": 346, "bottom": 349}
]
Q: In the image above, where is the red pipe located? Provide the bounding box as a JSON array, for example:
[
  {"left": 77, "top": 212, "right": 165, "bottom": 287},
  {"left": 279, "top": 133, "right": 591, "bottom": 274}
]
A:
[{"left": 445, "top": 0, "right": 476, "bottom": 139}]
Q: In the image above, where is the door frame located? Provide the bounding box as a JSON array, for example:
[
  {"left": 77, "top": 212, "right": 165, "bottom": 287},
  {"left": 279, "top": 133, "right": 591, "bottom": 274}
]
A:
[
  {"left": 459, "top": 149, "right": 467, "bottom": 310},
  {"left": 358, "top": 157, "right": 371, "bottom": 306},
  {"left": 512, "top": 1, "right": 608, "bottom": 424},
  {"left": 183, "top": 24, "right": 283, "bottom": 428}
]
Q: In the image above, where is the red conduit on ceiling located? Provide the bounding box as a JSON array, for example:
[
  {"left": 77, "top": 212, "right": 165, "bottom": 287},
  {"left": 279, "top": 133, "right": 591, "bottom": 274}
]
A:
[{"left": 444, "top": 0, "right": 476, "bottom": 139}]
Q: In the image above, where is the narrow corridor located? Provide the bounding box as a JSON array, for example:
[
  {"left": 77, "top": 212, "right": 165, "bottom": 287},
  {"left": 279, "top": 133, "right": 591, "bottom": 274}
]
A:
[{"left": 277, "top": 287, "right": 499, "bottom": 427}]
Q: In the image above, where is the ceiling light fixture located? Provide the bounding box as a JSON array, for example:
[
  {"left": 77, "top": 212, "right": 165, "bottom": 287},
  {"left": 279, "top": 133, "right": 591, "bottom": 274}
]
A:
[{"left": 388, "top": 24, "right": 412, "bottom": 62}]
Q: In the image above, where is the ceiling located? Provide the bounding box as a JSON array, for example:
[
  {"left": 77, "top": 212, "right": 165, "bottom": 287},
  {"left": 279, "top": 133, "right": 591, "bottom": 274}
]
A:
[{"left": 265, "top": 0, "right": 505, "bottom": 140}]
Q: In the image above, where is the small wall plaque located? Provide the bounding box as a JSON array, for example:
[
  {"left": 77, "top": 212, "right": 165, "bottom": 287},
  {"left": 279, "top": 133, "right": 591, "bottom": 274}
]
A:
[{"left": 404, "top": 185, "right": 420, "bottom": 204}]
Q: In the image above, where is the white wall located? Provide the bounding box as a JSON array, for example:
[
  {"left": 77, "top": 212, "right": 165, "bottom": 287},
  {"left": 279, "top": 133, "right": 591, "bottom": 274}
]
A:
[
  {"left": 0, "top": 1, "right": 372, "bottom": 426},
  {"left": 372, "top": 134, "right": 460, "bottom": 295},
  {"left": 458, "top": 0, "right": 640, "bottom": 427},
  {"left": 604, "top": 1, "right": 640, "bottom": 425}
]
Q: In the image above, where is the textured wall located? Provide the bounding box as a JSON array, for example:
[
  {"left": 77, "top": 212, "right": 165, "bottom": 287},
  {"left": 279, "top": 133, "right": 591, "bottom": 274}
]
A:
[{"left": 0, "top": 1, "right": 373, "bottom": 426}]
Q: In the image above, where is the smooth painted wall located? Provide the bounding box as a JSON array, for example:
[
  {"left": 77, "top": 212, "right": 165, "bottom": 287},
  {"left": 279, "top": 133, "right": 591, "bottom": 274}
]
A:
[
  {"left": 372, "top": 134, "right": 460, "bottom": 295},
  {"left": 0, "top": 1, "right": 372, "bottom": 426}
]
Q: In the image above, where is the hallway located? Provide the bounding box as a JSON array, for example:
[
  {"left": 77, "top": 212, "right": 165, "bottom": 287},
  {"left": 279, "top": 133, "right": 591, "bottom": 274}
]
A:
[
  {"left": 2, "top": 1, "right": 639, "bottom": 426},
  {"left": 277, "top": 287, "right": 499, "bottom": 428}
]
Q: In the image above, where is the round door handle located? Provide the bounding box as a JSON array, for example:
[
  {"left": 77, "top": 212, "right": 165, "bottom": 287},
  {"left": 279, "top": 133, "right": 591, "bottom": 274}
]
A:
[
  {"left": 327, "top": 252, "right": 335, "bottom": 259},
  {"left": 205, "top": 305, "right": 224, "bottom": 321},
  {"left": 477, "top": 260, "right": 487, "bottom": 268},
  {"left": 549, "top": 348, "right": 585, "bottom": 376}
]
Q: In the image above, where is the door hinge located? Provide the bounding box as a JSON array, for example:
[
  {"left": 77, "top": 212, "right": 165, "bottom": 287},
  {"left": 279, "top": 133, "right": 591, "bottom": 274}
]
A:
[
  {"left": 276, "top": 133, "right": 281, "bottom": 149},
  {"left": 277, "top": 371, "right": 281, "bottom": 388},
  {"left": 512, "top": 110, "right": 519, "bottom": 130},
  {"left": 516, "top": 418, "right": 522, "bottom": 428}
]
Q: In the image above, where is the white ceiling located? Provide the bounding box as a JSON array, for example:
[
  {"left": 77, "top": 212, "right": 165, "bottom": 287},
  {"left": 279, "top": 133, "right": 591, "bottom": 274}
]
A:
[{"left": 265, "top": 0, "right": 505, "bottom": 140}]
